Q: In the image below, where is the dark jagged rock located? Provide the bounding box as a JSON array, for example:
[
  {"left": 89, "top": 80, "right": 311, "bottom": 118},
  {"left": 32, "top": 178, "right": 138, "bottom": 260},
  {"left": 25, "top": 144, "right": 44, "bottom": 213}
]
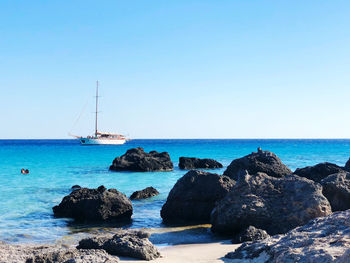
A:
[
  {"left": 345, "top": 158, "right": 350, "bottom": 171},
  {"left": 321, "top": 172, "right": 350, "bottom": 211},
  {"left": 161, "top": 170, "right": 235, "bottom": 224},
  {"left": 225, "top": 210, "right": 350, "bottom": 262},
  {"left": 211, "top": 172, "right": 331, "bottom": 236},
  {"left": 71, "top": 185, "right": 81, "bottom": 190},
  {"left": 53, "top": 186, "right": 133, "bottom": 223},
  {"left": 130, "top": 187, "right": 159, "bottom": 200},
  {"left": 223, "top": 148, "right": 291, "bottom": 180},
  {"left": 294, "top": 162, "right": 346, "bottom": 183},
  {"left": 78, "top": 229, "right": 160, "bottom": 261},
  {"left": 109, "top": 147, "right": 173, "bottom": 172},
  {"left": 178, "top": 157, "right": 223, "bottom": 170},
  {"left": 231, "top": 226, "right": 270, "bottom": 244}
]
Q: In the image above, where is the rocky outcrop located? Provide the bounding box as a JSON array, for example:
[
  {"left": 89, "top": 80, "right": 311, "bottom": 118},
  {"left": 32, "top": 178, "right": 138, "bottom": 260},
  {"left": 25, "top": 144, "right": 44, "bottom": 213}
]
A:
[
  {"left": 211, "top": 172, "right": 331, "bottom": 235},
  {"left": 0, "top": 241, "right": 119, "bottom": 263},
  {"left": 223, "top": 148, "right": 291, "bottom": 180},
  {"left": 71, "top": 185, "right": 81, "bottom": 190},
  {"left": 109, "top": 147, "right": 173, "bottom": 172},
  {"left": 130, "top": 187, "right": 159, "bottom": 200},
  {"left": 78, "top": 229, "right": 160, "bottom": 261},
  {"left": 161, "top": 170, "right": 235, "bottom": 224},
  {"left": 321, "top": 172, "right": 350, "bottom": 211},
  {"left": 294, "top": 162, "right": 346, "bottom": 183},
  {"left": 179, "top": 157, "right": 223, "bottom": 170},
  {"left": 231, "top": 226, "right": 270, "bottom": 244},
  {"left": 53, "top": 186, "right": 133, "bottom": 223},
  {"left": 225, "top": 210, "right": 350, "bottom": 262}
]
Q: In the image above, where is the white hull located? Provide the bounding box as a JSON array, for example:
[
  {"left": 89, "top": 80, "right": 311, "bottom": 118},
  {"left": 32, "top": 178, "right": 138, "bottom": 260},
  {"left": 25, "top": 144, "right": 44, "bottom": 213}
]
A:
[{"left": 80, "top": 137, "right": 126, "bottom": 145}]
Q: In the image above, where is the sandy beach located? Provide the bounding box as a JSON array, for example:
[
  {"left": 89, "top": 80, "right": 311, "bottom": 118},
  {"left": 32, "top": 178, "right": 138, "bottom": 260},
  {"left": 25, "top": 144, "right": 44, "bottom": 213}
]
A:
[{"left": 119, "top": 241, "right": 239, "bottom": 263}]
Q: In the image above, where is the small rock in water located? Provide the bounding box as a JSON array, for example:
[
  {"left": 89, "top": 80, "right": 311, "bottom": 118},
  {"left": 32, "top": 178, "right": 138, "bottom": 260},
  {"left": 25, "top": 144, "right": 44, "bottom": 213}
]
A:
[
  {"left": 71, "top": 185, "right": 81, "bottom": 190},
  {"left": 109, "top": 147, "right": 173, "bottom": 172},
  {"left": 130, "top": 187, "right": 159, "bottom": 200},
  {"left": 178, "top": 157, "right": 223, "bottom": 170}
]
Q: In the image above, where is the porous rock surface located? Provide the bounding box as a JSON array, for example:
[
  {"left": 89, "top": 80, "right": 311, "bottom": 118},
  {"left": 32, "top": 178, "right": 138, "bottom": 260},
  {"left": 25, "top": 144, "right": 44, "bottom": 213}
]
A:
[
  {"left": 225, "top": 210, "right": 350, "bottom": 263},
  {"left": 109, "top": 147, "right": 173, "bottom": 172},
  {"left": 211, "top": 171, "right": 331, "bottom": 235},
  {"left": 223, "top": 148, "right": 292, "bottom": 180},
  {"left": 53, "top": 186, "right": 133, "bottom": 223},
  {"left": 161, "top": 170, "right": 235, "bottom": 223},
  {"left": 178, "top": 157, "right": 223, "bottom": 170}
]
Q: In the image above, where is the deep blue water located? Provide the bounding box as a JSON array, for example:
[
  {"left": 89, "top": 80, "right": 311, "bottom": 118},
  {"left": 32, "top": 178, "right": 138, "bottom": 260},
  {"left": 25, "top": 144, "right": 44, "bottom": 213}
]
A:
[{"left": 0, "top": 139, "right": 349, "bottom": 243}]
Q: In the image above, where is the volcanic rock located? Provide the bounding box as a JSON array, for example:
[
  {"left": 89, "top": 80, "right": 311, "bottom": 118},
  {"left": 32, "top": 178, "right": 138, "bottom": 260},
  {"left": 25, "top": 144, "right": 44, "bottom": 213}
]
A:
[
  {"left": 130, "top": 187, "right": 159, "bottom": 200},
  {"left": 53, "top": 186, "right": 133, "bottom": 223},
  {"left": 211, "top": 171, "right": 331, "bottom": 235},
  {"left": 231, "top": 226, "right": 270, "bottom": 244},
  {"left": 109, "top": 147, "right": 173, "bottom": 172},
  {"left": 179, "top": 157, "right": 223, "bottom": 170},
  {"left": 225, "top": 210, "right": 350, "bottom": 262},
  {"left": 294, "top": 162, "right": 346, "bottom": 183},
  {"left": 321, "top": 172, "right": 350, "bottom": 211},
  {"left": 161, "top": 170, "right": 235, "bottom": 224},
  {"left": 223, "top": 148, "right": 291, "bottom": 180}
]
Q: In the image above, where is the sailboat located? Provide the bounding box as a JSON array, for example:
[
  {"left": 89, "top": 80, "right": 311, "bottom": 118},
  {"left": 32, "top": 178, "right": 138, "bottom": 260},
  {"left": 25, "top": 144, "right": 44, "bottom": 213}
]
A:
[{"left": 75, "top": 81, "right": 128, "bottom": 145}]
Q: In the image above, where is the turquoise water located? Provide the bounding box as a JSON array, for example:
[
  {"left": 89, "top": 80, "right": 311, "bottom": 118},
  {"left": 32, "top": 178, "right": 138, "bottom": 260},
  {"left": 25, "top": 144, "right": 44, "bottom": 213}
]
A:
[{"left": 0, "top": 139, "right": 349, "bottom": 243}]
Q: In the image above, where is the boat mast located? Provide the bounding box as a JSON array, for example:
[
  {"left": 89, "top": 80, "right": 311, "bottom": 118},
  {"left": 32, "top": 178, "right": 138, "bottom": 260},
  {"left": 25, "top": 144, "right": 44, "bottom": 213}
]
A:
[{"left": 95, "top": 81, "right": 99, "bottom": 137}]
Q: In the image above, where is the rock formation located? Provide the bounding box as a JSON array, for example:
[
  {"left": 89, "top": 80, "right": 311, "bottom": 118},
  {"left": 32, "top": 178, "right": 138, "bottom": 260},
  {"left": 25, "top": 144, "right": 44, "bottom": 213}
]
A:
[
  {"left": 161, "top": 170, "right": 235, "bottom": 223},
  {"left": 231, "top": 226, "right": 270, "bottom": 244},
  {"left": 53, "top": 186, "right": 133, "bottom": 223},
  {"left": 179, "top": 157, "right": 223, "bottom": 170},
  {"left": 130, "top": 187, "right": 159, "bottom": 200},
  {"left": 225, "top": 210, "right": 350, "bottom": 262},
  {"left": 294, "top": 162, "right": 346, "bottom": 183},
  {"left": 321, "top": 172, "right": 350, "bottom": 211},
  {"left": 109, "top": 147, "right": 173, "bottom": 172},
  {"left": 211, "top": 171, "right": 331, "bottom": 235},
  {"left": 223, "top": 148, "right": 291, "bottom": 180}
]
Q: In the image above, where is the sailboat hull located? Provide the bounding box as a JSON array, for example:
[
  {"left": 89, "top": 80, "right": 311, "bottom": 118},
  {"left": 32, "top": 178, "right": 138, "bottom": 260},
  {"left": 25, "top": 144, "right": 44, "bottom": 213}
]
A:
[{"left": 80, "top": 137, "right": 126, "bottom": 145}]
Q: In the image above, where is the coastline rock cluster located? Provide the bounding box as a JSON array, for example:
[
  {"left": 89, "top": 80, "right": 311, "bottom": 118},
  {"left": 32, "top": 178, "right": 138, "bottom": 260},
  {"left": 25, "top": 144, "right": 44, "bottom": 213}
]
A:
[
  {"left": 293, "top": 162, "right": 346, "bottom": 183},
  {"left": 53, "top": 185, "right": 133, "bottom": 223},
  {"left": 109, "top": 147, "right": 173, "bottom": 172}
]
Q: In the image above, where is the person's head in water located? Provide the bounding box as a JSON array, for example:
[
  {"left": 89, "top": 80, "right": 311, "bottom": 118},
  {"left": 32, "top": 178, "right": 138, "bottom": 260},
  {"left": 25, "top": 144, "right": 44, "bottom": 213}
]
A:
[{"left": 21, "top": 169, "right": 29, "bottom": 174}]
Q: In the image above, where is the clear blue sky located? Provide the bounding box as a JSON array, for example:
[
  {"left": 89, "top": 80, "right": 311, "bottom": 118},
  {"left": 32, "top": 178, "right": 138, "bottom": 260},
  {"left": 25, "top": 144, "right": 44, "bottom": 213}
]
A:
[{"left": 1, "top": 0, "right": 350, "bottom": 139}]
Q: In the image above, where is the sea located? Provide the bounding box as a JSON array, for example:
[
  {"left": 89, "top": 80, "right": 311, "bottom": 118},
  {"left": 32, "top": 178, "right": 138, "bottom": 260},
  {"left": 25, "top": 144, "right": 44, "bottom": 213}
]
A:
[{"left": 0, "top": 139, "right": 349, "bottom": 244}]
